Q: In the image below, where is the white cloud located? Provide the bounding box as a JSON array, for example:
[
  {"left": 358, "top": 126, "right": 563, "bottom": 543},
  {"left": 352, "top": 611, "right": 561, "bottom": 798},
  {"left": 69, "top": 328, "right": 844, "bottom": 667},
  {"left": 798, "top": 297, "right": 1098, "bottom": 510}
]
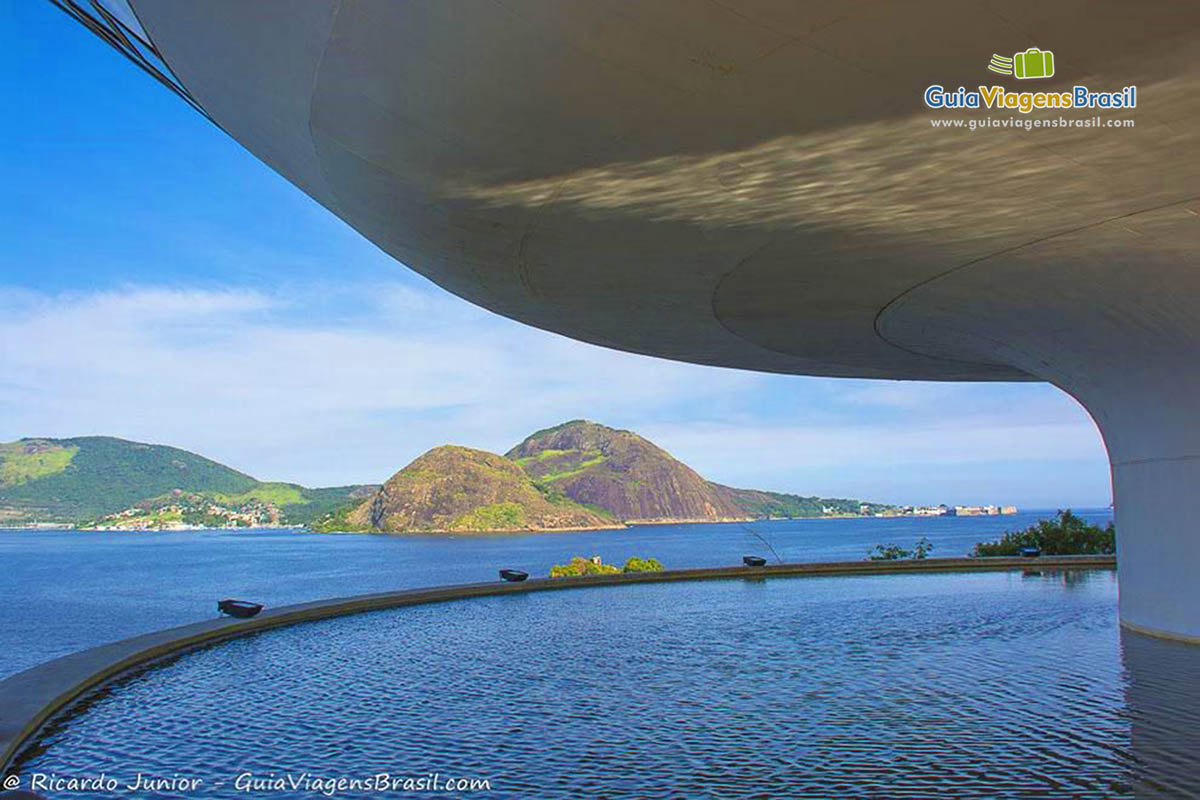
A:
[
  {"left": 0, "top": 284, "right": 756, "bottom": 483},
  {"left": 0, "top": 283, "right": 1110, "bottom": 506}
]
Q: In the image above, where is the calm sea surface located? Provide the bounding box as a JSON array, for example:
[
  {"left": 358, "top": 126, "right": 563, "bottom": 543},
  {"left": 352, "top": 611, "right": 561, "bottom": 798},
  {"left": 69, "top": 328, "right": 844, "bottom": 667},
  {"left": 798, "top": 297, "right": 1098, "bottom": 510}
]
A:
[
  {"left": 20, "top": 570, "right": 1200, "bottom": 798},
  {"left": 0, "top": 510, "right": 1111, "bottom": 679}
]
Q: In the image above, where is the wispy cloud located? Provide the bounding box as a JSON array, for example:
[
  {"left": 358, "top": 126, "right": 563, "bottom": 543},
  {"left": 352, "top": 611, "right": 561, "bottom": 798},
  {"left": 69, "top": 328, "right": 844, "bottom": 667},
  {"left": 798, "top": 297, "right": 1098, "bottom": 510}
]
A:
[
  {"left": 0, "top": 283, "right": 756, "bottom": 483},
  {"left": 0, "top": 283, "right": 1109, "bottom": 506}
]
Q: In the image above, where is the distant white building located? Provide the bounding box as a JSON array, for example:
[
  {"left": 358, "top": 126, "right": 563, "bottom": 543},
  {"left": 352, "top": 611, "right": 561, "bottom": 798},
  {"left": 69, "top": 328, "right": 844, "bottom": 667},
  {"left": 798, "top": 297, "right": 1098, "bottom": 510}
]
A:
[{"left": 955, "top": 505, "right": 1010, "bottom": 516}]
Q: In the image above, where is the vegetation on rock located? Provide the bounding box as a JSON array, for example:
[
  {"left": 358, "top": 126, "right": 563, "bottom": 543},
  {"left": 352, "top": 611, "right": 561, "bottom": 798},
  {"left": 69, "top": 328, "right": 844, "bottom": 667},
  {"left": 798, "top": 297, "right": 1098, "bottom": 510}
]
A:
[
  {"left": 339, "top": 445, "right": 617, "bottom": 534},
  {"left": 509, "top": 420, "right": 746, "bottom": 522},
  {"left": 309, "top": 502, "right": 373, "bottom": 533},
  {"left": 506, "top": 419, "right": 892, "bottom": 525},
  {"left": 972, "top": 510, "right": 1115, "bottom": 556},
  {"left": 509, "top": 420, "right": 894, "bottom": 523}
]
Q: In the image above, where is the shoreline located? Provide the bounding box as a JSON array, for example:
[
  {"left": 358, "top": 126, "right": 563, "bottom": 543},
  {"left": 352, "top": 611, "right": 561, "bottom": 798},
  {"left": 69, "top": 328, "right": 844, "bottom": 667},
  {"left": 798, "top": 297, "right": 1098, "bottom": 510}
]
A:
[{"left": 0, "top": 509, "right": 1098, "bottom": 536}]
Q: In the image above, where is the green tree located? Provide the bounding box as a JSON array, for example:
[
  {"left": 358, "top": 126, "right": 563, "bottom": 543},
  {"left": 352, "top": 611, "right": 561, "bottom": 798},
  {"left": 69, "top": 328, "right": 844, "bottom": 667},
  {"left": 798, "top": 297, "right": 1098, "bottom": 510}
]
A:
[
  {"left": 972, "top": 510, "right": 1115, "bottom": 557},
  {"left": 868, "top": 543, "right": 911, "bottom": 560},
  {"left": 868, "top": 538, "right": 933, "bottom": 560},
  {"left": 549, "top": 556, "right": 620, "bottom": 577},
  {"left": 549, "top": 555, "right": 663, "bottom": 577},
  {"left": 913, "top": 537, "right": 934, "bottom": 560}
]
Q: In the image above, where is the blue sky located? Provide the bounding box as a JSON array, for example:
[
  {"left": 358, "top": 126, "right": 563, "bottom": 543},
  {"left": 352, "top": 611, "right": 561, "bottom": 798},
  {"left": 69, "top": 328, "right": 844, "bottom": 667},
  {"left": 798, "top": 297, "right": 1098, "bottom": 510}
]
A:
[{"left": 0, "top": 3, "right": 1112, "bottom": 507}]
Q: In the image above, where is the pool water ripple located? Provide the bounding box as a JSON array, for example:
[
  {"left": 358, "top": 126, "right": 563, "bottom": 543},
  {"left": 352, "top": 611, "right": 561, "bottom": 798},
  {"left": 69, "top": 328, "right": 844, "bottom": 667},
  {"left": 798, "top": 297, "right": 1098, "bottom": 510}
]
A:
[{"left": 20, "top": 569, "right": 1200, "bottom": 798}]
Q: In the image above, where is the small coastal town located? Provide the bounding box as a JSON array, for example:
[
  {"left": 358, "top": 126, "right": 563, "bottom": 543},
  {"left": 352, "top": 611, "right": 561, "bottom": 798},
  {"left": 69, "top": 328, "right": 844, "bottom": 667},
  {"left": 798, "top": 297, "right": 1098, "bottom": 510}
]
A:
[
  {"left": 80, "top": 501, "right": 1021, "bottom": 531},
  {"left": 881, "top": 504, "right": 1019, "bottom": 518}
]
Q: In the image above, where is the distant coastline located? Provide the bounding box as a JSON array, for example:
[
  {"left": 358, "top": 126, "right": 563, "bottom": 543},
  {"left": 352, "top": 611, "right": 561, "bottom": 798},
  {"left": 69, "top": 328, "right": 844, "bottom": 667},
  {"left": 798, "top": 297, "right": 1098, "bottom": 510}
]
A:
[
  {"left": 1, "top": 423, "right": 1021, "bottom": 536},
  {"left": 2, "top": 508, "right": 1033, "bottom": 535},
  {"left": 1, "top": 508, "right": 1033, "bottom": 534}
]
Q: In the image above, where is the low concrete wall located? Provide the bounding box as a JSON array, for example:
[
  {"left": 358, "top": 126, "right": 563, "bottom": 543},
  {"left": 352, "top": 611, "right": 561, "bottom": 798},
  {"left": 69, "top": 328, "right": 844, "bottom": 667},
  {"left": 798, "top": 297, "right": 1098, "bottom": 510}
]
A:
[{"left": 0, "top": 555, "right": 1114, "bottom": 773}]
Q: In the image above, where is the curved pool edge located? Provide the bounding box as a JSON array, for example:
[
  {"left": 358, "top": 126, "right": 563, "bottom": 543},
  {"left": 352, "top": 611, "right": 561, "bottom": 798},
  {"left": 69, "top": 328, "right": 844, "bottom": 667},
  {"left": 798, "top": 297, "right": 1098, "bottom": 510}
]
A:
[{"left": 0, "top": 555, "right": 1114, "bottom": 773}]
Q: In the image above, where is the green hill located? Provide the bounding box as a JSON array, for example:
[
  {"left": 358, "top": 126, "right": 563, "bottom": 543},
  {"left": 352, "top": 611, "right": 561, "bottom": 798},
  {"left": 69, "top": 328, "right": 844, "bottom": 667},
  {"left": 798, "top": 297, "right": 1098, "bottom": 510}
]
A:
[
  {"left": 713, "top": 486, "right": 893, "bottom": 518},
  {"left": 508, "top": 420, "right": 893, "bottom": 522},
  {"left": 507, "top": 420, "right": 747, "bottom": 522},
  {"left": 0, "top": 436, "right": 372, "bottom": 527},
  {"left": 330, "top": 445, "right": 619, "bottom": 533}
]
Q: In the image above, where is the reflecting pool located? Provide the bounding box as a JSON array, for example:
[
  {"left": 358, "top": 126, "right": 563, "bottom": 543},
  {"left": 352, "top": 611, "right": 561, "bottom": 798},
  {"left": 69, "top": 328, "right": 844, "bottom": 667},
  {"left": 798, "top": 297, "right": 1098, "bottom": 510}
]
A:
[
  {"left": 20, "top": 569, "right": 1200, "bottom": 797},
  {"left": 0, "top": 509, "right": 1113, "bottom": 679}
]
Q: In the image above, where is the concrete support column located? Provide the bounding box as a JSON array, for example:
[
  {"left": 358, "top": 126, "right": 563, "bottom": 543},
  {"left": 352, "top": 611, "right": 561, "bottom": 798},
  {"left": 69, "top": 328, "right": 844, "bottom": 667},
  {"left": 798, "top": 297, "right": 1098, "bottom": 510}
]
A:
[
  {"left": 1077, "top": 370, "right": 1200, "bottom": 641},
  {"left": 1112, "top": 457, "right": 1200, "bottom": 640},
  {"left": 877, "top": 201, "right": 1200, "bottom": 643},
  {"left": 1079, "top": 373, "right": 1200, "bottom": 641}
]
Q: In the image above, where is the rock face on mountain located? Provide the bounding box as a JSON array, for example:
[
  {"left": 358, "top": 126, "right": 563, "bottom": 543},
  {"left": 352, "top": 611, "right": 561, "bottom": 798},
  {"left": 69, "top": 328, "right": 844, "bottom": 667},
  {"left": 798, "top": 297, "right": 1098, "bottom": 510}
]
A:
[
  {"left": 346, "top": 445, "right": 619, "bottom": 533},
  {"left": 506, "top": 421, "right": 750, "bottom": 522}
]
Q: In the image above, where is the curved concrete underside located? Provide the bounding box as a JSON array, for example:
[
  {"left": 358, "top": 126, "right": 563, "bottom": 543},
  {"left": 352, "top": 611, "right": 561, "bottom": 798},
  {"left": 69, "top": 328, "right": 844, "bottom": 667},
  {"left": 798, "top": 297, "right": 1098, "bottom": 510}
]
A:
[
  {"left": 0, "top": 556, "right": 1115, "bottom": 773},
  {"left": 110, "top": 2, "right": 1199, "bottom": 637}
]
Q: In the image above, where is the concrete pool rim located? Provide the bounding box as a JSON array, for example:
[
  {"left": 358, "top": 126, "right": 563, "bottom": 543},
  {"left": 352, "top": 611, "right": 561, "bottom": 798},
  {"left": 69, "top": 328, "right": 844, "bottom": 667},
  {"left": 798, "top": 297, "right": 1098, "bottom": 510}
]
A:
[{"left": 0, "top": 555, "right": 1118, "bottom": 774}]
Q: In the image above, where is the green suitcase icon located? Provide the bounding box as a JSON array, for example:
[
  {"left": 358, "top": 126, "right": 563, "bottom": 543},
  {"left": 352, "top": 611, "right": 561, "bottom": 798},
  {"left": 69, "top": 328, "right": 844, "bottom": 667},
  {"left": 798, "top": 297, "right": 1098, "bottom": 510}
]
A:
[{"left": 1014, "top": 48, "right": 1054, "bottom": 79}]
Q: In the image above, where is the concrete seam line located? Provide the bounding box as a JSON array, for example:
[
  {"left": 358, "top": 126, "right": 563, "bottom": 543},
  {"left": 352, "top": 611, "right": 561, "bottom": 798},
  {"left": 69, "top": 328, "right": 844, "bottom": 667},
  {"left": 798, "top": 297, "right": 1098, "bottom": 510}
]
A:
[
  {"left": 1119, "top": 619, "right": 1200, "bottom": 645},
  {"left": 0, "top": 556, "right": 1115, "bottom": 773}
]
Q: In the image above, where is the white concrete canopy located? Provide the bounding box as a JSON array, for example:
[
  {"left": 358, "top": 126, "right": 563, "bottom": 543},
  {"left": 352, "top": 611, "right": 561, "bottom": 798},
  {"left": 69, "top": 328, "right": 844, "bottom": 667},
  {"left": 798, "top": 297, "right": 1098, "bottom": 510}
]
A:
[{"left": 79, "top": 2, "right": 1200, "bottom": 639}]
